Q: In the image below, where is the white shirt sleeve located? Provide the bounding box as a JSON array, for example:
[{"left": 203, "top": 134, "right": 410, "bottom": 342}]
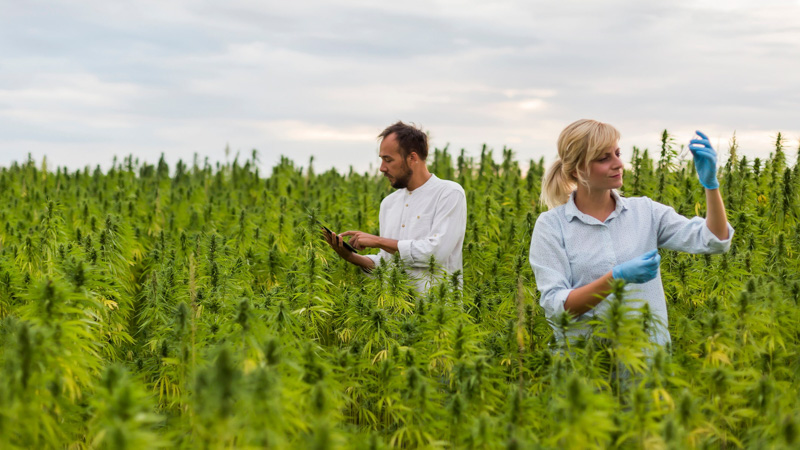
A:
[
  {"left": 396, "top": 189, "right": 467, "bottom": 268},
  {"left": 529, "top": 214, "right": 572, "bottom": 319},
  {"left": 651, "top": 199, "right": 734, "bottom": 253}
]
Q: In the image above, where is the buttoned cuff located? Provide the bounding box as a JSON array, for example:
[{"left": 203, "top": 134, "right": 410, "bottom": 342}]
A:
[
  {"left": 700, "top": 221, "right": 735, "bottom": 253},
  {"left": 397, "top": 239, "right": 414, "bottom": 264}
]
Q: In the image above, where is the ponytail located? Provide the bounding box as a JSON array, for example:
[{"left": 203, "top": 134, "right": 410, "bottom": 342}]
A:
[{"left": 540, "top": 159, "right": 575, "bottom": 209}]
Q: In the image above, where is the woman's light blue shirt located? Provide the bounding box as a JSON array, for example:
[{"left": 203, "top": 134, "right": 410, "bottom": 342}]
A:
[{"left": 529, "top": 190, "right": 734, "bottom": 346}]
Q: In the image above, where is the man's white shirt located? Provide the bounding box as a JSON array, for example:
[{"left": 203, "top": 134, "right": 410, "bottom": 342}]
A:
[{"left": 364, "top": 174, "right": 467, "bottom": 293}]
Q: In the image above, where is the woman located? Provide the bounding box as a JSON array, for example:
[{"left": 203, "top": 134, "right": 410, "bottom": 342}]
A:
[{"left": 529, "top": 119, "right": 733, "bottom": 346}]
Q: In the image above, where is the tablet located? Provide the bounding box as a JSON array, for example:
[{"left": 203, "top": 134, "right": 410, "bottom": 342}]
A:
[{"left": 316, "top": 220, "right": 358, "bottom": 253}]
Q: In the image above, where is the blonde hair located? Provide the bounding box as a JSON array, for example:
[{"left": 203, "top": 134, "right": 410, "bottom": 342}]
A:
[{"left": 540, "top": 119, "right": 621, "bottom": 209}]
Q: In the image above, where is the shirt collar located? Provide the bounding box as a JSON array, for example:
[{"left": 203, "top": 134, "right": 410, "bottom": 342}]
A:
[
  {"left": 406, "top": 173, "right": 438, "bottom": 195},
  {"left": 564, "top": 189, "right": 628, "bottom": 224},
  {"left": 607, "top": 190, "right": 628, "bottom": 220}
]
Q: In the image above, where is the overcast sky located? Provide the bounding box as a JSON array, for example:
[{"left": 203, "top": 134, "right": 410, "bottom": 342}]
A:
[{"left": 1, "top": 0, "right": 799, "bottom": 173}]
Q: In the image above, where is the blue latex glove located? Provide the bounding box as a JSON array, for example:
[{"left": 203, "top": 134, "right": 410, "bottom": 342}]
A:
[
  {"left": 689, "top": 130, "right": 719, "bottom": 189},
  {"left": 612, "top": 249, "right": 661, "bottom": 284}
]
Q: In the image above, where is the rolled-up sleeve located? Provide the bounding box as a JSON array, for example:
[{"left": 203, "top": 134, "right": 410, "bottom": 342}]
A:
[
  {"left": 397, "top": 190, "right": 467, "bottom": 268},
  {"left": 529, "top": 215, "right": 573, "bottom": 319},
  {"left": 652, "top": 200, "right": 734, "bottom": 254}
]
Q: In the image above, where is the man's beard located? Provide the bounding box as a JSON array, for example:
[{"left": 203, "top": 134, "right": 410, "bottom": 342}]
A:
[{"left": 390, "top": 164, "right": 413, "bottom": 189}]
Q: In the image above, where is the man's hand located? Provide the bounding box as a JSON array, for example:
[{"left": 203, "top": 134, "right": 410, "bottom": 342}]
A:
[
  {"left": 322, "top": 228, "right": 379, "bottom": 272},
  {"left": 322, "top": 228, "right": 357, "bottom": 262},
  {"left": 340, "top": 230, "right": 381, "bottom": 251}
]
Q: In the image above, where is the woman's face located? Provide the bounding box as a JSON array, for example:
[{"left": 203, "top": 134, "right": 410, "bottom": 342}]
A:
[{"left": 585, "top": 143, "right": 623, "bottom": 190}]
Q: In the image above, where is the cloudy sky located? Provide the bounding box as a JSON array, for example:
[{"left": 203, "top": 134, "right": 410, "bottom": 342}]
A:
[{"left": 1, "top": 0, "right": 799, "bottom": 173}]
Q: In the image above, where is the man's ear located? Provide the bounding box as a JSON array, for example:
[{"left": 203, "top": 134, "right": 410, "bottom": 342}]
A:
[{"left": 408, "top": 152, "right": 419, "bottom": 164}]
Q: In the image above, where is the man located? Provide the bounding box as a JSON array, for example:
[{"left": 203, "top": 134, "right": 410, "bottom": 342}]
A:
[{"left": 323, "top": 121, "right": 467, "bottom": 293}]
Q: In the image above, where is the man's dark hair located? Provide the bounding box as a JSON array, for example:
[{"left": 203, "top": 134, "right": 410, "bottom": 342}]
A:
[{"left": 378, "top": 121, "right": 429, "bottom": 161}]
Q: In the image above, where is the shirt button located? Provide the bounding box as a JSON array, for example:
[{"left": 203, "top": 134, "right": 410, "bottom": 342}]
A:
[
  {"left": 402, "top": 224, "right": 405, "bottom": 227},
  {"left": 406, "top": 204, "right": 408, "bottom": 207},
  {"left": 417, "top": 216, "right": 420, "bottom": 219}
]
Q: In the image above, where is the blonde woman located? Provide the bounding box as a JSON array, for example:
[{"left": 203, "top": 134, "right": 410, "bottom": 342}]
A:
[{"left": 529, "top": 119, "right": 733, "bottom": 346}]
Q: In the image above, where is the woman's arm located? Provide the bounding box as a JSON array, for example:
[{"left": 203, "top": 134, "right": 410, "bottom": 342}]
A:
[
  {"left": 564, "top": 249, "right": 661, "bottom": 316},
  {"left": 563, "top": 271, "right": 614, "bottom": 316},
  {"left": 690, "top": 130, "right": 730, "bottom": 241},
  {"left": 531, "top": 212, "right": 662, "bottom": 318},
  {"left": 705, "top": 188, "right": 729, "bottom": 241}
]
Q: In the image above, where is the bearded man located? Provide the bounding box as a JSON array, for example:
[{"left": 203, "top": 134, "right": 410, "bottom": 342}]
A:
[{"left": 323, "top": 121, "right": 467, "bottom": 293}]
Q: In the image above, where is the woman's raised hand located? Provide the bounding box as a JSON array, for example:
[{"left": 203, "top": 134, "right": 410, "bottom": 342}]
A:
[
  {"left": 612, "top": 249, "right": 661, "bottom": 284},
  {"left": 689, "top": 130, "right": 719, "bottom": 190}
]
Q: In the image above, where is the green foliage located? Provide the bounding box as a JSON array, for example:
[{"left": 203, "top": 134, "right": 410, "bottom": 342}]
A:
[{"left": 0, "top": 138, "right": 798, "bottom": 448}]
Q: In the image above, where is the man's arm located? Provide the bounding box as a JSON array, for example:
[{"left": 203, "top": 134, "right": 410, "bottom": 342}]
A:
[
  {"left": 323, "top": 230, "right": 377, "bottom": 271},
  {"left": 337, "top": 188, "right": 467, "bottom": 269},
  {"left": 340, "top": 231, "right": 398, "bottom": 254}
]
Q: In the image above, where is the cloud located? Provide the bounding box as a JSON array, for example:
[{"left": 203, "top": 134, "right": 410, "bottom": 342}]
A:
[{"left": 0, "top": 0, "right": 798, "bottom": 172}]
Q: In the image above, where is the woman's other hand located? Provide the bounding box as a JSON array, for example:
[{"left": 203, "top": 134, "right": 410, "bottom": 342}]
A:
[
  {"left": 689, "top": 130, "right": 719, "bottom": 190},
  {"left": 612, "top": 249, "right": 661, "bottom": 284}
]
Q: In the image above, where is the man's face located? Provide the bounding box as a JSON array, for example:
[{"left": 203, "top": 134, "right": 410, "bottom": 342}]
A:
[{"left": 379, "top": 133, "right": 413, "bottom": 189}]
